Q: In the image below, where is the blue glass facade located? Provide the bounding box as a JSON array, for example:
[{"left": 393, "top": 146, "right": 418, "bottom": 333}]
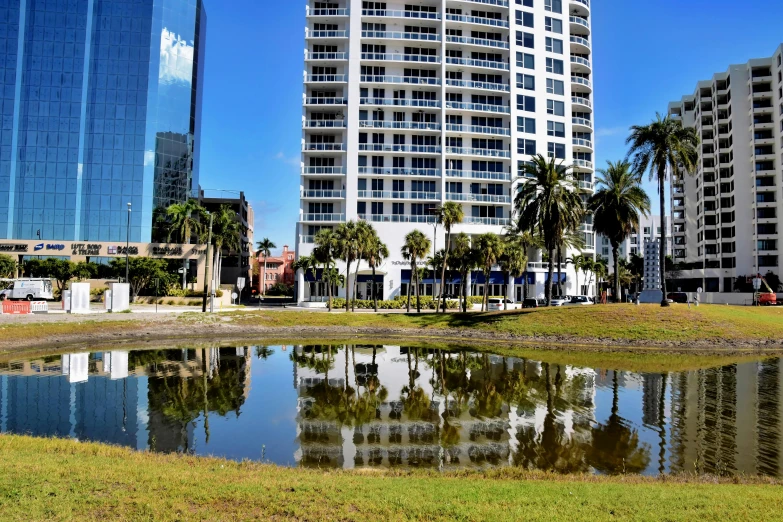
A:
[{"left": 0, "top": 0, "right": 206, "bottom": 242}]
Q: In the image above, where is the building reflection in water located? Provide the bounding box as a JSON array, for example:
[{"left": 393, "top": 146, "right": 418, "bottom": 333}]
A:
[{"left": 0, "top": 346, "right": 781, "bottom": 477}]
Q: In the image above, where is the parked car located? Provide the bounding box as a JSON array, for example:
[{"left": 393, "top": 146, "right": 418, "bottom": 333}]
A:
[
  {"left": 549, "top": 296, "right": 569, "bottom": 306},
  {"left": 566, "top": 295, "right": 594, "bottom": 306},
  {"left": 667, "top": 292, "right": 689, "bottom": 304},
  {"left": 522, "top": 298, "right": 544, "bottom": 308}
]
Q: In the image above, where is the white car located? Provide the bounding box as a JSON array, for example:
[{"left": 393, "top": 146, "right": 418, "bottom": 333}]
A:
[
  {"left": 549, "top": 297, "right": 568, "bottom": 306},
  {"left": 566, "top": 295, "right": 593, "bottom": 306}
]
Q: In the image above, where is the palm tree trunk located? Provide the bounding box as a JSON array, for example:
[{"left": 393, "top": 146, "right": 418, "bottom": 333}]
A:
[
  {"left": 261, "top": 255, "right": 267, "bottom": 297},
  {"left": 557, "top": 245, "right": 563, "bottom": 296},
  {"left": 523, "top": 271, "right": 529, "bottom": 300},
  {"left": 658, "top": 173, "right": 670, "bottom": 307},
  {"left": 546, "top": 247, "right": 555, "bottom": 306},
  {"left": 483, "top": 269, "right": 489, "bottom": 312},
  {"left": 345, "top": 257, "right": 351, "bottom": 312},
  {"left": 462, "top": 270, "right": 468, "bottom": 313},
  {"left": 415, "top": 264, "right": 421, "bottom": 313},
  {"left": 406, "top": 263, "right": 413, "bottom": 313},
  {"left": 575, "top": 267, "right": 580, "bottom": 297},
  {"left": 503, "top": 271, "right": 508, "bottom": 311},
  {"left": 326, "top": 264, "right": 332, "bottom": 311},
  {"left": 352, "top": 256, "right": 361, "bottom": 311},
  {"left": 612, "top": 243, "right": 620, "bottom": 303},
  {"left": 372, "top": 264, "right": 378, "bottom": 312},
  {"left": 439, "top": 230, "right": 451, "bottom": 313}
]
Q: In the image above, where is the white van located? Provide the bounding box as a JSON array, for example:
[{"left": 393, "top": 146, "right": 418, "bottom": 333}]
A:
[
  {"left": 0, "top": 279, "right": 54, "bottom": 301},
  {"left": 487, "top": 298, "right": 507, "bottom": 311}
]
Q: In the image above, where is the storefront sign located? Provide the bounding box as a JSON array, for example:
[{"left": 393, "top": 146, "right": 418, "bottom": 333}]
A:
[
  {"left": 0, "top": 244, "right": 28, "bottom": 252},
  {"left": 71, "top": 243, "right": 101, "bottom": 256},
  {"left": 391, "top": 260, "right": 426, "bottom": 266},
  {"left": 108, "top": 246, "right": 139, "bottom": 255},
  {"left": 34, "top": 243, "right": 66, "bottom": 252},
  {"left": 152, "top": 246, "right": 184, "bottom": 256}
]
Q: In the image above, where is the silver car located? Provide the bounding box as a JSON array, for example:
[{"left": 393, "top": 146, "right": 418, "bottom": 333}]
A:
[{"left": 566, "top": 295, "right": 593, "bottom": 306}]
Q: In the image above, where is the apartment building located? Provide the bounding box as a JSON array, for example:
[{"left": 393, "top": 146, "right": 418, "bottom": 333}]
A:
[
  {"left": 296, "top": 0, "right": 596, "bottom": 302},
  {"left": 668, "top": 45, "right": 783, "bottom": 293},
  {"left": 597, "top": 214, "right": 671, "bottom": 267}
]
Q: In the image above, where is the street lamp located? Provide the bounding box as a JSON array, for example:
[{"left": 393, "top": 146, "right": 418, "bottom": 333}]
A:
[{"left": 125, "top": 202, "right": 131, "bottom": 283}]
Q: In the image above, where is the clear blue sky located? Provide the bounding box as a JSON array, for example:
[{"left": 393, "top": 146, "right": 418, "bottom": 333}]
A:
[{"left": 198, "top": 0, "right": 783, "bottom": 255}]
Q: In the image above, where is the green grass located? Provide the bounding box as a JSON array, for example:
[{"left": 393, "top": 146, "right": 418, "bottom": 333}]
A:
[{"left": 0, "top": 435, "right": 780, "bottom": 521}]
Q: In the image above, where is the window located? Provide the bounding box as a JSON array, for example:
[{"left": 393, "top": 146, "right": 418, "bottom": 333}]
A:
[
  {"left": 544, "top": 17, "right": 562, "bottom": 33},
  {"left": 517, "top": 117, "right": 536, "bottom": 133},
  {"left": 516, "top": 73, "right": 535, "bottom": 90},
  {"left": 544, "top": 0, "right": 562, "bottom": 14},
  {"left": 546, "top": 99, "right": 564, "bottom": 116},
  {"left": 548, "top": 142, "right": 566, "bottom": 159},
  {"left": 517, "top": 95, "right": 535, "bottom": 112},
  {"left": 515, "top": 11, "right": 534, "bottom": 28},
  {"left": 547, "top": 121, "right": 565, "bottom": 137},
  {"left": 546, "top": 57, "right": 564, "bottom": 74},
  {"left": 516, "top": 31, "right": 534, "bottom": 49},
  {"left": 545, "top": 37, "right": 563, "bottom": 54},
  {"left": 546, "top": 78, "right": 564, "bottom": 95},
  {"left": 516, "top": 0, "right": 534, "bottom": 6},
  {"left": 518, "top": 139, "right": 536, "bottom": 155},
  {"left": 516, "top": 52, "right": 534, "bottom": 69},
  {"left": 392, "top": 203, "right": 404, "bottom": 215}
]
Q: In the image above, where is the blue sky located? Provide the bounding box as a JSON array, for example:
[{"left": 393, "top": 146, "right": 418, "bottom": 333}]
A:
[{"left": 197, "top": 0, "right": 783, "bottom": 255}]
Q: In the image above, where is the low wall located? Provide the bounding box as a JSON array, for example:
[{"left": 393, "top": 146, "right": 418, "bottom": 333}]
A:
[{"left": 698, "top": 292, "right": 757, "bottom": 306}]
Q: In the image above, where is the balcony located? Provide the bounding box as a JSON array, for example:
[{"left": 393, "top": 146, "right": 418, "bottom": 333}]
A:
[
  {"left": 360, "top": 74, "right": 441, "bottom": 86},
  {"left": 456, "top": 0, "right": 509, "bottom": 6},
  {"left": 572, "top": 138, "right": 593, "bottom": 151},
  {"left": 569, "top": 35, "right": 591, "bottom": 53},
  {"left": 445, "top": 101, "right": 510, "bottom": 114},
  {"left": 445, "top": 14, "right": 509, "bottom": 28},
  {"left": 445, "top": 35, "right": 509, "bottom": 50},
  {"left": 358, "top": 144, "right": 441, "bottom": 154},
  {"left": 570, "top": 55, "right": 591, "bottom": 73},
  {"left": 301, "top": 213, "right": 345, "bottom": 222},
  {"left": 303, "top": 120, "right": 346, "bottom": 129},
  {"left": 301, "top": 166, "right": 346, "bottom": 176},
  {"left": 445, "top": 56, "right": 509, "bottom": 71},
  {"left": 301, "top": 190, "right": 346, "bottom": 199},
  {"left": 446, "top": 169, "right": 511, "bottom": 181},
  {"left": 306, "top": 29, "right": 349, "bottom": 39},
  {"left": 444, "top": 124, "right": 510, "bottom": 136},
  {"left": 463, "top": 216, "right": 510, "bottom": 226},
  {"left": 571, "top": 76, "right": 592, "bottom": 92},
  {"left": 360, "top": 52, "right": 441, "bottom": 64},
  {"left": 307, "top": 7, "right": 349, "bottom": 17},
  {"left": 299, "top": 235, "right": 316, "bottom": 244},
  {"left": 445, "top": 79, "right": 510, "bottom": 92},
  {"left": 359, "top": 214, "right": 436, "bottom": 224},
  {"left": 304, "top": 74, "right": 347, "bottom": 83},
  {"left": 358, "top": 120, "right": 441, "bottom": 132},
  {"left": 445, "top": 146, "right": 511, "bottom": 158},
  {"left": 361, "top": 9, "right": 441, "bottom": 20},
  {"left": 573, "top": 158, "right": 593, "bottom": 170},
  {"left": 357, "top": 191, "right": 440, "bottom": 200},
  {"left": 305, "top": 52, "right": 348, "bottom": 62},
  {"left": 571, "top": 96, "right": 592, "bottom": 110},
  {"left": 572, "top": 117, "right": 593, "bottom": 131},
  {"left": 358, "top": 167, "right": 440, "bottom": 177},
  {"left": 569, "top": 16, "right": 590, "bottom": 33},
  {"left": 570, "top": 0, "right": 590, "bottom": 14},
  {"left": 578, "top": 180, "right": 593, "bottom": 190},
  {"left": 361, "top": 30, "right": 440, "bottom": 42},
  {"left": 302, "top": 143, "right": 345, "bottom": 152},
  {"left": 446, "top": 193, "right": 511, "bottom": 204},
  {"left": 304, "top": 97, "right": 347, "bottom": 106},
  {"left": 360, "top": 97, "right": 441, "bottom": 108}
]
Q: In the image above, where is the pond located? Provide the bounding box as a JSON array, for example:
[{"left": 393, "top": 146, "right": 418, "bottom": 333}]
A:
[{"left": 1, "top": 344, "right": 782, "bottom": 477}]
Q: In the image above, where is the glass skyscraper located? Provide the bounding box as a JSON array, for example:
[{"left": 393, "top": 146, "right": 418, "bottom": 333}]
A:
[{"left": 0, "top": 0, "right": 206, "bottom": 243}]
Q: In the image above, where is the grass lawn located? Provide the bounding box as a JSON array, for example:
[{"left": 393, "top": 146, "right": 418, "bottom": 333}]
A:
[{"left": 1, "top": 435, "right": 780, "bottom": 521}]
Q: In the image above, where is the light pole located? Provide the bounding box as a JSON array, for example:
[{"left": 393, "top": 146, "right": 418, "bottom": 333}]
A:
[
  {"left": 125, "top": 202, "right": 131, "bottom": 283},
  {"left": 36, "top": 229, "right": 41, "bottom": 260}
]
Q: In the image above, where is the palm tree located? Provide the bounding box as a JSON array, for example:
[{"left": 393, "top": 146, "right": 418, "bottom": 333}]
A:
[
  {"left": 589, "top": 160, "right": 651, "bottom": 303},
  {"left": 451, "top": 232, "right": 473, "bottom": 313},
  {"left": 401, "top": 230, "right": 431, "bottom": 313},
  {"left": 474, "top": 233, "right": 504, "bottom": 312},
  {"left": 366, "top": 235, "right": 389, "bottom": 312},
  {"left": 427, "top": 248, "right": 446, "bottom": 306},
  {"left": 581, "top": 256, "right": 596, "bottom": 297},
  {"left": 321, "top": 267, "right": 344, "bottom": 311},
  {"left": 569, "top": 254, "right": 587, "bottom": 296},
  {"left": 515, "top": 155, "right": 584, "bottom": 306},
  {"left": 212, "top": 204, "right": 245, "bottom": 290},
  {"left": 166, "top": 199, "right": 206, "bottom": 289},
  {"left": 556, "top": 229, "right": 585, "bottom": 297},
  {"left": 334, "top": 221, "right": 359, "bottom": 312},
  {"left": 314, "top": 229, "right": 338, "bottom": 310},
  {"left": 627, "top": 114, "right": 699, "bottom": 307},
  {"left": 350, "top": 221, "right": 375, "bottom": 310},
  {"left": 594, "top": 258, "right": 608, "bottom": 302},
  {"left": 499, "top": 237, "right": 527, "bottom": 310},
  {"left": 292, "top": 254, "right": 318, "bottom": 301},
  {"left": 256, "top": 237, "right": 276, "bottom": 297},
  {"left": 436, "top": 202, "right": 464, "bottom": 313}
]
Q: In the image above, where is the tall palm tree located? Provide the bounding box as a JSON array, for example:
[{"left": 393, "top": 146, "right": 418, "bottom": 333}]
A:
[
  {"left": 515, "top": 155, "right": 584, "bottom": 306},
  {"left": 627, "top": 114, "right": 699, "bottom": 307},
  {"left": 450, "top": 232, "right": 473, "bottom": 313},
  {"left": 256, "top": 237, "right": 276, "bottom": 297},
  {"left": 499, "top": 237, "right": 527, "bottom": 310},
  {"left": 166, "top": 199, "right": 206, "bottom": 289},
  {"left": 366, "top": 235, "right": 389, "bottom": 312},
  {"left": 292, "top": 254, "right": 318, "bottom": 300},
  {"left": 474, "top": 233, "right": 504, "bottom": 312},
  {"left": 314, "top": 229, "right": 338, "bottom": 310},
  {"left": 401, "top": 230, "right": 431, "bottom": 313},
  {"left": 351, "top": 220, "right": 374, "bottom": 310},
  {"left": 212, "top": 204, "right": 245, "bottom": 290},
  {"left": 436, "top": 202, "right": 464, "bottom": 313},
  {"left": 556, "top": 229, "right": 585, "bottom": 297},
  {"left": 581, "top": 256, "right": 596, "bottom": 297},
  {"left": 589, "top": 160, "right": 651, "bottom": 303},
  {"left": 334, "top": 221, "right": 359, "bottom": 312}
]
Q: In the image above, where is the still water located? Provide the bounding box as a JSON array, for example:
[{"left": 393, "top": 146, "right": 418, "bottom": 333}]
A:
[{"left": 1, "top": 344, "right": 782, "bottom": 476}]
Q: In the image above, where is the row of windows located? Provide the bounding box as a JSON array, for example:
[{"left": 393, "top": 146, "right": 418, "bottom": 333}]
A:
[
  {"left": 516, "top": 95, "right": 566, "bottom": 116},
  {"left": 516, "top": 139, "right": 566, "bottom": 159},
  {"left": 516, "top": 0, "right": 563, "bottom": 14},
  {"left": 517, "top": 53, "right": 566, "bottom": 75},
  {"left": 516, "top": 31, "right": 565, "bottom": 53}
]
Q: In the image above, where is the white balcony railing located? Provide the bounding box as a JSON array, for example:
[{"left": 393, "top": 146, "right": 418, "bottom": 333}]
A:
[
  {"left": 307, "top": 30, "right": 349, "bottom": 38},
  {"left": 359, "top": 97, "right": 441, "bottom": 108},
  {"left": 569, "top": 16, "right": 590, "bottom": 29},
  {"left": 361, "top": 9, "right": 440, "bottom": 19},
  {"left": 302, "top": 143, "right": 346, "bottom": 152},
  {"left": 301, "top": 213, "right": 345, "bottom": 222},
  {"left": 445, "top": 14, "right": 510, "bottom": 28},
  {"left": 301, "top": 190, "right": 345, "bottom": 199},
  {"left": 445, "top": 124, "right": 510, "bottom": 136},
  {"left": 445, "top": 101, "right": 510, "bottom": 114},
  {"left": 308, "top": 8, "right": 349, "bottom": 16},
  {"left": 301, "top": 166, "right": 346, "bottom": 175},
  {"left": 445, "top": 147, "right": 511, "bottom": 158},
  {"left": 445, "top": 35, "right": 509, "bottom": 49},
  {"left": 304, "top": 74, "right": 347, "bottom": 83},
  {"left": 303, "top": 120, "right": 346, "bottom": 129},
  {"left": 572, "top": 158, "right": 594, "bottom": 169},
  {"left": 358, "top": 121, "right": 441, "bottom": 131},
  {"left": 571, "top": 76, "right": 591, "bottom": 88},
  {"left": 572, "top": 138, "right": 593, "bottom": 149},
  {"left": 445, "top": 79, "right": 510, "bottom": 92},
  {"left": 358, "top": 167, "right": 440, "bottom": 177},
  {"left": 360, "top": 74, "right": 441, "bottom": 85},
  {"left": 572, "top": 117, "right": 593, "bottom": 129},
  {"left": 571, "top": 96, "right": 591, "bottom": 109},
  {"left": 570, "top": 55, "right": 591, "bottom": 69},
  {"left": 463, "top": 216, "right": 510, "bottom": 226},
  {"left": 360, "top": 52, "right": 441, "bottom": 63},
  {"left": 306, "top": 52, "right": 348, "bottom": 61},
  {"left": 361, "top": 30, "right": 441, "bottom": 41},
  {"left": 446, "top": 57, "right": 509, "bottom": 70},
  {"left": 359, "top": 214, "right": 437, "bottom": 224},
  {"left": 358, "top": 144, "right": 441, "bottom": 153},
  {"left": 446, "top": 170, "right": 511, "bottom": 181},
  {"left": 304, "top": 97, "right": 347, "bottom": 105},
  {"left": 446, "top": 193, "right": 511, "bottom": 203},
  {"left": 569, "top": 36, "right": 591, "bottom": 49},
  {"left": 357, "top": 191, "right": 440, "bottom": 200}
]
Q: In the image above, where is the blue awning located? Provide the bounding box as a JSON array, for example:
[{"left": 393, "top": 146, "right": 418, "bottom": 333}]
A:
[
  {"left": 514, "top": 272, "right": 537, "bottom": 285},
  {"left": 357, "top": 274, "right": 383, "bottom": 283},
  {"left": 545, "top": 272, "right": 567, "bottom": 283},
  {"left": 471, "top": 270, "right": 506, "bottom": 285}
]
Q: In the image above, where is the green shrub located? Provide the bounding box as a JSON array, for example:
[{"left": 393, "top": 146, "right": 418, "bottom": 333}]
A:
[{"left": 328, "top": 297, "right": 459, "bottom": 310}]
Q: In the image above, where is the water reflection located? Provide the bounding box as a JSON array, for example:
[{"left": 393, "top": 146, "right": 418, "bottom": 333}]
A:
[{"left": 0, "top": 345, "right": 782, "bottom": 477}]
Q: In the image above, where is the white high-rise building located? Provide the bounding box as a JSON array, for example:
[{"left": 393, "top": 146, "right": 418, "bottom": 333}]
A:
[
  {"left": 296, "top": 0, "right": 596, "bottom": 303},
  {"left": 667, "top": 45, "right": 783, "bottom": 293},
  {"left": 597, "top": 214, "right": 671, "bottom": 267}
]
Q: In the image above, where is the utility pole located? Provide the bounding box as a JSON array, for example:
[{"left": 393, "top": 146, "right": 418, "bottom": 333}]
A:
[{"left": 202, "top": 213, "right": 213, "bottom": 313}]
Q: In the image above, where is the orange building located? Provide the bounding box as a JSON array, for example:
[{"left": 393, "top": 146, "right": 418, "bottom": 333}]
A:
[{"left": 258, "top": 245, "right": 295, "bottom": 293}]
